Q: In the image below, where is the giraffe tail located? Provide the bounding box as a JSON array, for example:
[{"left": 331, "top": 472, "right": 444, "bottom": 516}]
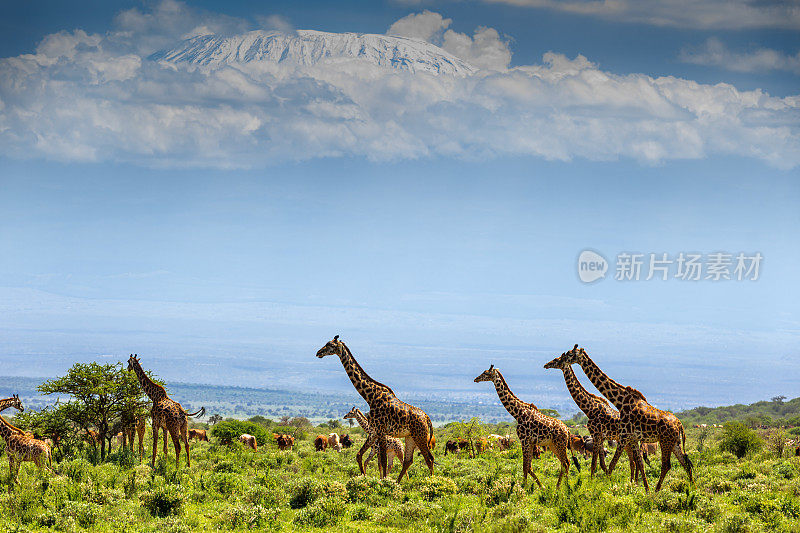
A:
[
  {"left": 426, "top": 415, "right": 435, "bottom": 449},
  {"left": 571, "top": 452, "right": 581, "bottom": 472},
  {"left": 185, "top": 406, "right": 206, "bottom": 418},
  {"left": 680, "top": 424, "right": 693, "bottom": 475}
]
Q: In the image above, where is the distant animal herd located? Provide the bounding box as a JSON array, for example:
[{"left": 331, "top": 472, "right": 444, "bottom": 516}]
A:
[{"left": 1, "top": 336, "right": 795, "bottom": 495}]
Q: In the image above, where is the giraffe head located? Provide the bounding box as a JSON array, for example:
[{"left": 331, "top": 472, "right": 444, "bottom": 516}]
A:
[
  {"left": 543, "top": 352, "right": 569, "bottom": 370},
  {"left": 343, "top": 406, "right": 358, "bottom": 419},
  {"left": 474, "top": 364, "right": 499, "bottom": 383},
  {"left": 126, "top": 353, "right": 140, "bottom": 371},
  {"left": 316, "top": 335, "right": 344, "bottom": 358},
  {"left": 9, "top": 394, "right": 23, "bottom": 412},
  {"left": 561, "top": 344, "right": 589, "bottom": 366}
]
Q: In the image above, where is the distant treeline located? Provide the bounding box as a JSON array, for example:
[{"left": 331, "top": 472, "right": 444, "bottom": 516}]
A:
[
  {"left": 1, "top": 375, "right": 795, "bottom": 427},
  {"left": 676, "top": 396, "right": 800, "bottom": 428}
]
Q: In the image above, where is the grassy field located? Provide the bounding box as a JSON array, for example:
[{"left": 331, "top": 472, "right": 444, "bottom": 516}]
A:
[{"left": 1, "top": 423, "right": 798, "bottom": 532}]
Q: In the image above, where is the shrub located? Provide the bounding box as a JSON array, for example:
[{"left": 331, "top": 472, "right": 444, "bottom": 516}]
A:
[
  {"left": 764, "top": 428, "right": 787, "bottom": 457},
  {"left": 211, "top": 420, "right": 270, "bottom": 445},
  {"left": 289, "top": 477, "right": 324, "bottom": 509},
  {"left": 293, "top": 497, "right": 345, "bottom": 527},
  {"left": 719, "top": 423, "right": 762, "bottom": 458},
  {"left": 418, "top": 475, "right": 457, "bottom": 501},
  {"left": 140, "top": 484, "right": 185, "bottom": 517},
  {"left": 61, "top": 501, "right": 101, "bottom": 528},
  {"left": 223, "top": 504, "right": 277, "bottom": 529},
  {"left": 346, "top": 476, "right": 402, "bottom": 504}
]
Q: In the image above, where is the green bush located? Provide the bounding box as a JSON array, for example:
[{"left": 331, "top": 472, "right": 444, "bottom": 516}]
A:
[
  {"left": 140, "top": 484, "right": 185, "bottom": 517},
  {"left": 294, "top": 497, "right": 346, "bottom": 527},
  {"left": 289, "top": 477, "right": 325, "bottom": 509},
  {"left": 719, "top": 423, "right": 762, "bottom": 458},
  {"left": 223, "top": 504, "right": 277, "bottom": 529},
  {"left": 211, "top": 420, "right": 270, "bottom": 445},
  {"left": 346, "top": 475, "right": 401, "bottom": 504},
  {"left": 61, "top": 501, "right": 101, "bottom": 528},
  {"left": 418, "top": 475, "right": 457, "bottom": 501}
]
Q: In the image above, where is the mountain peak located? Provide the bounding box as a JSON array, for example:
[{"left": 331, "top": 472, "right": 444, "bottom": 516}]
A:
[{"left": 152, "top": 29, "right": 476, "bottom": 76}]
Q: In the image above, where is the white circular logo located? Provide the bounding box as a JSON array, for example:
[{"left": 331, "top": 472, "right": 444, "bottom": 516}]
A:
[{"left": 578, "top": 250, "right": 608, "bottom": 283}]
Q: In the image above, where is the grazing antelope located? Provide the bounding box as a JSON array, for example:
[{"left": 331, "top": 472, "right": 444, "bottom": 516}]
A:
[
  {"left": 188, "top": 429, "right": 209, "bottom": 442},
  {"left": 314, "top": 434, "right": 329, "bottom": 451},
  {"left": 239, "top": 434, "right": 257, "bottom": 451}
]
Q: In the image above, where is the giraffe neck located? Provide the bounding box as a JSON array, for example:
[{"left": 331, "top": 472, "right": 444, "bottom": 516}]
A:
[
  {"left": 0, "top": 414, "right": 16, "bottom": 440},
  {"left": 576, "top": 355, "right": 629, "bottom": 409},
  {"left": 561, "top": 366, "right": 605, "bottom": 416},
  {"left": 337, "top": 344, "right": 394, "bottom": 405},
  {"left": 353, "top": 409, "right": 372, "bottom": 433},
  {"left": 130, "top": 360, "right": 167, "bottom": 401},
  {"left": 492, "top": 371, "right": 532, "bottom": 420},
  {"left": 0, "top": 398, "right": 19, "bottom": 413}
]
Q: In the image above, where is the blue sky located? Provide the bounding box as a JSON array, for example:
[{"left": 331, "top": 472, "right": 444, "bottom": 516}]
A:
[{"left": 0, "top": 0, "right": 798, "bottom": 413}]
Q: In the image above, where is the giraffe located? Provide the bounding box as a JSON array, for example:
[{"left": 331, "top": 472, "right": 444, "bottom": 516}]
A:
[
  {"left": 0, "top": 395, "right": 24, "bottom": 416},
  {"left": 474, "top": 365, "right": 573, "bottom": 488},
  {"left": 0, "top": 413, "right": 53, "bottom": 491},
  {"left": 561, "top": 344, "right": 692, "bottom": 492},
  {"left": 316, "top": 336, "right": 435, "bottom": 481},
  {"left": 126, "top": 354, "right": 205, "bottom": 468},
  {"left": 344, "top": 406, "right": 405, "bottom": 473},
  {"left": 544, "top": 352, "right": 639, "bottom": 478},
  {"left": 0, "top": 395, "right": 29, "bottom": 437}
]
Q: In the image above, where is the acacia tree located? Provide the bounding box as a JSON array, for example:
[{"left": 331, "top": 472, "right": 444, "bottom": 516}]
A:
[{"left": 39, "top": 362, "right": 149, "bottom": 461}]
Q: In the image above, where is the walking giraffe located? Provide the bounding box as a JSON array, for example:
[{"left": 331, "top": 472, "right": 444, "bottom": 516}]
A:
[
  {"left": 126, "top": 354, "right": 205, "bottom": 468},
  {"left": 474, "top": 365, "right": 574, "bottom": 488},
  {"left": 316, "top": 336, "right": 435, "bottom": 481},
  {"left": 0, "top": 410, "right": 53, "bottom": 491},
  {"left": 344, "top": 406, "right": 405, "bottom": 473},
  {"left": 544, "top": 352, "right": 639, "bottom": 478},
  {"left": 561, "top": 344, "right": 692, "bottom": 492}
]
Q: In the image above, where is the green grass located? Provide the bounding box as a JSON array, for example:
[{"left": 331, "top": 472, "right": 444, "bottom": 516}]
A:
[{"left": 1, "top": 427, "right": 798, "bottom": 532}]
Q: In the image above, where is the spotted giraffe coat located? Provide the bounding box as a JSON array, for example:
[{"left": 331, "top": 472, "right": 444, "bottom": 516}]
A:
[{"left": 474, "top": 365, "right": 573, "bottom": 489}]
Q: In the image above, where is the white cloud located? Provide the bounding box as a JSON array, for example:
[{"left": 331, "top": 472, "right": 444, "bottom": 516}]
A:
[
  {"left": 442, "top": 27, "right": 512, "bottom": 71},
  {"left": 387, "top": 10, "right": 451, "bottom": 42},
  {"left": 0, "top": 2, "right": 798, "bottom": 169},
  {"left": 681, "top": 38, "right": 800, "bottom": 75},
  {"left": 480, "top": 0, "right": 800, "bottom": 30},
  {"left": 256, "top": 14, "right": 295, "bottom": 33},
  {"left": 387, "top": 11, "right": 512, "bottom": 71}
]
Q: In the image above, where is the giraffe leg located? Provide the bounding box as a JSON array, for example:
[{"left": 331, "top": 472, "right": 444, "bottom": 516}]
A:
[
  {"left": 171, "top": 430, "right": 182, "bottom": 469},
  {"left": 654, "top": 439, "right": 676, "bottom": 492},
  {"left": 395, "top": 436, "right": 416, "bottom": 483},
  {"left": 550, "top": 441, "right": 570, "bottom": 489},
  {"left": 590, "top": 430, "right": 603, "bottom": 476},
  {"left": 377, "top": 437, "right": 388, "bottom": 479},
  {"left": 151, "top": 417, "right": 160, "bottom": 468},
  {"left": 163, "top": 424, "right": 169, "bottom": 456},
  {"left": 628, "top": 444, "right": 638, "bottom": 484},
  {"left": 412, "top": 434, "right": 434, "bottom": 475},
  {"left": 364, "top": 445, "right": 376, "bottom": 471},
  {"left": 181, "top": 422, "right": 191, "bottom": 468},
  {"left": 356, "top": 434, "right": 377, "bottom": 475},
  {"left": 606, "top": 439, "right": 626, "bottom": 475},
  {"left": 521, "top": 443, "right": 531, "bottom": 487},
  {"left": 630, "top": 439, "right": 649, "bottom": 492}
]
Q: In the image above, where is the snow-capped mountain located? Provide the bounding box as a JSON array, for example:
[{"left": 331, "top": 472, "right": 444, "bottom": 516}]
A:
[{"left": 152, "top": 29, "right": 476, "bottom": 76}]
